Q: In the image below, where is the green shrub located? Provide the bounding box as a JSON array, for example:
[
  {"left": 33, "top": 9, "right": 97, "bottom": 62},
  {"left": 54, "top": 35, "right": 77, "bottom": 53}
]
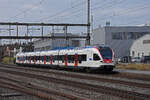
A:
[{"left": 2, "top": 57, "right": 15, "bottom": 64}]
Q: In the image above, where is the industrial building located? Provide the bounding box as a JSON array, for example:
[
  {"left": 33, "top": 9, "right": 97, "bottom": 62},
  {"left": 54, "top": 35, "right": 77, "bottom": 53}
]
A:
[
  {"left": 92, "top": 24, "right": 150, "bottom": 59},
  {"left": 33, "top": 33, "right": 85, "bottom": 51}
]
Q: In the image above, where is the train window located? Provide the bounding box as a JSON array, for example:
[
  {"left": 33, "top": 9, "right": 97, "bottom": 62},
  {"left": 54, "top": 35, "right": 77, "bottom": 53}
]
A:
[
  {"left": 27, "top": 56, "right": 30, "bottom": 61},
  {"left": 34, "top": 56, "right": 37, "bottom": 61},
  {"left": 62, "top": 55, "right": 65, "bottom": 63},
  {"left": 17, "top": 57, "right": 20, "bottom": 61},
  {"left": 52, "top": 56, "right": 55, "bottom": 62},
  {"left": 31, "top": 56, "right": 34, "bottom": 61},
  {"left": 78, "top": 55, "right": 82, "bottom": 63},
  {"left": 46, "top": 56, "right": 50, "bottom": 62},
  {"left": 93, "top": 54, "right": 101, "bottom": 61},
  {"left": 58, "top": 55, "right": 62, "bottom": 61},
  {"left": 78, "top": 55, "right": 87, "bottom": 62},
  {"left": 81, "top": 55, "right": 87, "bottom": 61},
  {"left": 55, "top": 55, "right": 58, "bottom": 60},
  {"left": 68, "top": 55, "right": 71, "bottom": 63},
  {"left": 41, "top": 56, "right": 44, "bottom": 61},
  {"left": 71, "top": 55, "right": 74, "bottom": 63},
  {"left": 36, "top": 56, "right": 40, "bottom": 60},
  {"left": 67, "top": 55, "right": 72, "bottom": 63}
]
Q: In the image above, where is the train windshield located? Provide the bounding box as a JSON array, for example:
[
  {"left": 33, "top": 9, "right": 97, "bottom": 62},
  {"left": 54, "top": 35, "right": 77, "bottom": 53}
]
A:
[{"left": 99, "top": 47, "right": 112, "bottom": 59}]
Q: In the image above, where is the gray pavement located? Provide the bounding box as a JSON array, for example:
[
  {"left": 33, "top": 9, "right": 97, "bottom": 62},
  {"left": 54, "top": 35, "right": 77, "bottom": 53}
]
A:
[{"left": 115, "top": 69, "right": 150, "bottom": 75}]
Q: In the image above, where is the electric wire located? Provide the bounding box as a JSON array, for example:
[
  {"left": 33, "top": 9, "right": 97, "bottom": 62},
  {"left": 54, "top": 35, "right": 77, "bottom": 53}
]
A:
[{"left": 8, "top": 0, "right": 45, "bottom": 21}]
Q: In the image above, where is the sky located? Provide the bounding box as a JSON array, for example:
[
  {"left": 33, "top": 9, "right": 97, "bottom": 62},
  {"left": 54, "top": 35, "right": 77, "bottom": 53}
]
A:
[{"left": 0, "top": 0, "right": 150, "bottom": 28}]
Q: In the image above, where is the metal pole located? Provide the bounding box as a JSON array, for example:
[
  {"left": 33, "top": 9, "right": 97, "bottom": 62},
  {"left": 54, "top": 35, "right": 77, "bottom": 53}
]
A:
[
  {"left": 9, "top": 25, "right": 11, "bottom": 44},
  {"left": 64, "top": 26, "right": 68, "bottom": 47},
  {"left": 86, "top": 0, "right": 90, "bottom": 46},
  {"left": 17, "top": 25, "right": 19, "bottom": 43},
  {"left": 41, "top": 25, "right": 43, "bottom": 37},
  {"left": 9, "top": 25, "right": 11, "bottom": 63}
]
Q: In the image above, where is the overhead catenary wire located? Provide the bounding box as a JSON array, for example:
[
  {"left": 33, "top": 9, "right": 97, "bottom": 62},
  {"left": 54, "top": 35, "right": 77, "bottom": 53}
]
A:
[
  {"left": 8, "top": 0, "right": 45, "bottom": 21},
  {"left": 94, "top": 2, "right": 150, "bottom": 23},
  {"left": 38, "top": 0, "right": 87, "bottom": 22}
]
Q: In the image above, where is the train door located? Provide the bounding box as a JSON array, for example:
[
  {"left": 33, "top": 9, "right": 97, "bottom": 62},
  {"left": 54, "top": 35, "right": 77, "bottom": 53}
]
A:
[
  {"left": 29, "top": 56, "right": 31, "bottom": 64},
  {"left": 44, "top": 56, "right": 46, "bottom": 64},
  {"left": 74, "top": 54, "right": 78, "bottom": 67},
  {"left": 23, "top": 56, "right": 24, "bottom": 64},
  {"left": 34, "top": 56, "right": 36, "bottom": 64},
  {"left": 65, "top": 54, "right": 68, "bottom": 66},
  {"left": 50, "top": 55, "right": 52, "bottom": 65},
  {"left": 25, "top": 56, "right": 27, "bottom": 64}
]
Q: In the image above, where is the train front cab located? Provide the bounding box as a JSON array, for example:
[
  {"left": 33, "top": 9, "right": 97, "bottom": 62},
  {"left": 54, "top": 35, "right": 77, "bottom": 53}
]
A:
[{"left": 91, "top": 46, "right": 115, "bottom": 71}]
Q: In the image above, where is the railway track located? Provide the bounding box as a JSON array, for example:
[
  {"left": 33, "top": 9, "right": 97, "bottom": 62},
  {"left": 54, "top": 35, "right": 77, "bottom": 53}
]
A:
[
  {"left": 0, "top": 64, "right": 150, "bottom": 100},
  {"left": 0, "top": 75, "right": 86, "bottom": 100},
  {"left": 1, "top": 63, "right": 150, "bottom": 89},
  {"left": 1, "top": 63, "right": 150, "bottom": 82}
]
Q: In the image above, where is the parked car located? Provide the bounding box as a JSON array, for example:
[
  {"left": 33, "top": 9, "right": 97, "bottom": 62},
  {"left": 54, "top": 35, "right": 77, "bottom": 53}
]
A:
[
  {"left": 120, "top": 56, "right": 131, "bottom": 63},
  {"left": 131, "top": 57, "right": 141, "bottom": 63},
  {"left": 141, "top": 56, "right": 150, "bottom": 63}
]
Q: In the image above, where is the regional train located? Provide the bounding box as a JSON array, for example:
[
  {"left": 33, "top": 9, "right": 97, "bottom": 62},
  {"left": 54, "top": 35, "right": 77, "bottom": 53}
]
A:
[{"left": 16, "top": 46, "right": 115, "bottom": 71}]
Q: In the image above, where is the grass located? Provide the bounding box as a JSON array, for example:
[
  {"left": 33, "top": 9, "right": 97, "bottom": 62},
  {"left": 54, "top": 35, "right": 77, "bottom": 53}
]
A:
[
  {"left": 116, "top": 64, "right": 150, "bottom": 71},
  {"left": 2, "top": 57, "right": 15, "bottom": 64}
]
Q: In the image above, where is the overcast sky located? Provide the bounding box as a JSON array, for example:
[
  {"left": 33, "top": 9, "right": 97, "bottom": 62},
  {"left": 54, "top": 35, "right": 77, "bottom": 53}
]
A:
[{"left": 0, "top": 0, "right": 150, "bottom": 28}]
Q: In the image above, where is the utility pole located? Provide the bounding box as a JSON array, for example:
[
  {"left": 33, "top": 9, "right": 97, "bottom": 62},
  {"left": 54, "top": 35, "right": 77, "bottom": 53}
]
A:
[{"left": 86, "top": 0, "right": 90, "bottom": 46}]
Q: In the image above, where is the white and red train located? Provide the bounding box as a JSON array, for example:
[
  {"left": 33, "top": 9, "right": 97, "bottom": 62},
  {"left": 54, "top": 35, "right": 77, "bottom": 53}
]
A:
[{"left": 16, "top": 46, "right": 115, "bottom": 71}]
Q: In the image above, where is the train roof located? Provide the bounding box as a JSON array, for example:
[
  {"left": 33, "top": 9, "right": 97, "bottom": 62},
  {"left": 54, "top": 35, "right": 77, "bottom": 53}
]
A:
[
  {"left": 53, "top": 45, "right": 109, "bottom": 50},
  {"left": 16, "top": 45, "right": 110, "bottom": 56}
]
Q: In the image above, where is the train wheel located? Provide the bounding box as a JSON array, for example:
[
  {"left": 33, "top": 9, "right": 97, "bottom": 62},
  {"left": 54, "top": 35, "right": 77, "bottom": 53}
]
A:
[{"left": 85, "top": 68, "right": 91, "bottom": 73}]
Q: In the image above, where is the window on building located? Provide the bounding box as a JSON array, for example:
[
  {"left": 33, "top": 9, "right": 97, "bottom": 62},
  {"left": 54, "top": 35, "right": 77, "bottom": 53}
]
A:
[
  {"left": 72, "top": 40, "right": 80, "bottom": 47},
  {"left": 132, "top": 51, "right": 135, "bottom": 57},
  {"left": 112, "top": 32, "right": 123, "bottom": 40},
  {"left": 142, "top": 52, "right": 144, "bottom": 57},
  {"left": 112, "top": 32, "right": 149, "bottom": 40},
  {"left": 93, "top": 54, "right": 101, "bottom": 61},
  {"left": 138, "top": 53, "right": 140, "bottom": 57},
  {"left": 143, "top": 40, "right": 150, "bottom": 44}
]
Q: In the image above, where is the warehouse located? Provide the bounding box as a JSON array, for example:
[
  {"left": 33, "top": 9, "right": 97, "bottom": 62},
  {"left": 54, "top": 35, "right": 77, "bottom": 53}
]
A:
[{"left": 92, "top": 24, "right": 150, "bottom": 59}]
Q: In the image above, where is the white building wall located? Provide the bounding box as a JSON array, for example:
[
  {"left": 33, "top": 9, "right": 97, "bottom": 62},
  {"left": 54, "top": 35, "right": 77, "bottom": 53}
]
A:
[{"left": 130, "top": 34, "right": 150, "bottom": 58}]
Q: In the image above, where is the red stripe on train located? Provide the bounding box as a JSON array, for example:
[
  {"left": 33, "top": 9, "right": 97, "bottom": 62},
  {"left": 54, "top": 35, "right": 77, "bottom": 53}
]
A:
[
  {"left": 74, "top": 54, "right": 78, "bottom": 66},
  {"left": 44, "top": 56, "right": 46, "bottom": 64},
  {"left": 50, "top": 56, "right": 52, "bottom": 64},
  {"left": 103, "top": 59, "right": 112, "bottom": 63},
  {"left": 65, "top": 55, "right": 68, "bottom": 66},
  {"left": 29, "top": 56, "right": 31, "bottom": 64}
]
